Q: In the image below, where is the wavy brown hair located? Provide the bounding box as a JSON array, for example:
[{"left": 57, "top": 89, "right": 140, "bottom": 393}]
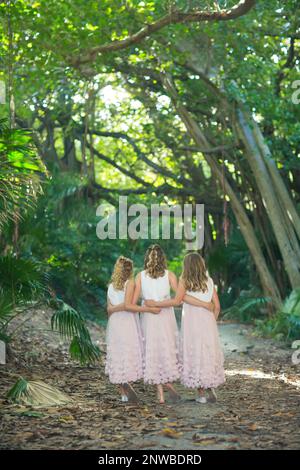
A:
[
  {"left": 181, "top": 252, "right": 208, "bottom": 292},
  {"left": 144, "top": 244, "right": 167, "bottom": 279},
  {"left": 110, "top": 256, "right": 133, "bottom": 290}
]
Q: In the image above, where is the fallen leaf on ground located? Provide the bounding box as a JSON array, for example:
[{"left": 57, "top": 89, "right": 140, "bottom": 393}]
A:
[{"left": 160, "top": 428, "right": 183, "bottom": 439}]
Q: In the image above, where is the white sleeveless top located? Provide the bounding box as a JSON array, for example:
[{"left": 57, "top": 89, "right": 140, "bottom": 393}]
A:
[
  {"left": 140, "top": 270, "right": 170, "bottom": 301},
  {"left": 186, "top": 276, "right": 214, "bottom": 302},
  {"left": 107, "top": 282, "right": 126, "bottom": 306}
]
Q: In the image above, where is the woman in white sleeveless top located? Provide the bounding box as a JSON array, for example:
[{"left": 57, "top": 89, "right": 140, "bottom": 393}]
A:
[
  {"left": 106, "top": 256, "right": 160, "bottom": 402},
  {"left": 145, "top": 252, "right": 224, "bottom": 404},
  {"left": 133, "top": 245, "right": 180, "bottom": 404}
]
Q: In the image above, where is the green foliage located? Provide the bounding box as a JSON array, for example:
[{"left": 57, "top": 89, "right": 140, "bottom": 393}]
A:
[
  {"left": 0, "top": 253, "right": 99, "bottom": 366},
  {"left": 256, "top": 289, "right": 300, "bottom": 342},
  {"left": 50, "top": 299, "right": 100, "bottom": 364},
  {"left": 1, "top": 0, "right": 299, "bottom": 347},
  {"left": 69, "top": 334, "right": 100, "bottom": 365},
  {"left": 0, "top": 119, "right": 44, "bottom": 230},
  {"left": 0, "top": 255, "right": 47, "bottom": 304},
  {"left": 7, "top": 377, "right": 28, "bottom": 403},
  {"left": 15, "top": 172, "right": 185, "bottom": 321},
  {"left": 0, "top": 255, "right": 47, "bottom": 342},
  {"left": 51, "top": 300, "right": 86, "bottom": 339},
  {"left": 222, "top": 291, "right": 270, "bottom": 323},
  {"left": 207, "top": 227, "right": 251, "bottom": 309}
]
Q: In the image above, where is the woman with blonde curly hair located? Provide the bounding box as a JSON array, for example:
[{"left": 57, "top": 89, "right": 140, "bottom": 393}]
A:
[
  {"left": 132, "top": 244, "right": 181, "bottom": 404},
  {"left": 106, "top": 256, "right": 160, "bottom": 403},
  {"left": 145, "top": 252, "right": 224, "bottom": 404}
]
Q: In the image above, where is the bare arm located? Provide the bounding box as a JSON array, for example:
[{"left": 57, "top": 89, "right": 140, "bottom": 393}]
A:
[
  {"left": 212, "top": 287, "right": 221, "bottom": 320},
  {"left": 107, "top": 299, "right": 125, "bottom": 316},
  {"left": 183, "top": 294, "right": 214, "bottom": 312},
  {"left": 145, "top": 279, "right": 186, "bottom": 308},
  {"left": 125, "top": 279, "right": 160, "bottom": 314},
  {"left": 168, "top": 271, "right": 178, "bottom": 293},
  {"left": 132, "top": 272, "right": 141, "bottom": 305}
]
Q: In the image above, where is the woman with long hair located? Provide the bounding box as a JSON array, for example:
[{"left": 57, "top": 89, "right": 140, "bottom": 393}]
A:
[
  {"left": 132, "top": 244, "right": 180, "bottom": 404},
  {"left": 106, "top": 256, "right": 160, "bottom": 403},
  {"left": 145, "top": 252, "right": 224, "bottom": 403}
]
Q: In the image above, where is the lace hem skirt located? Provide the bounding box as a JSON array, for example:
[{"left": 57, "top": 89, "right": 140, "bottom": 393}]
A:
[
  {"left": 180, "top": 304, "right": 225, "bottom": 389},
  {"left": 105, "top": 311, "right": 143, "bottom": 384},
  {"left": 141, "top": 307, "right": 180, "bottom": 385}
]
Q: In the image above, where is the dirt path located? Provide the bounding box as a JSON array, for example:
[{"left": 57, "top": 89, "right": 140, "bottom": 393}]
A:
[{"left": 0, "top": 309, "right": 299, "bottom": 450}]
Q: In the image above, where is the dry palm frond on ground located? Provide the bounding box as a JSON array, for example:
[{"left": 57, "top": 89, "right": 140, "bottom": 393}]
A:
[{"left": 7, "top": 377, "right": 71, "bottom": 407}]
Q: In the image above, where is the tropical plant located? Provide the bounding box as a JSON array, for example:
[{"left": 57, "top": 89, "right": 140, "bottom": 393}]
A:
[
  {"left": 0, "top": 119, "right": 45, "bottom": 230},
  {"left": 256, "top": 289, "right": 300, "bottom": 341},
  {"left": 50, "top": 299, "right": 100, "bottom": 364},
  {"left": 222, "top": 291, "right": 271, "bottom": 323},
  {"left": 7, "top": 377, "right": 71, "bottom": 407},
  {"left": 0, "top": 255, "right": 47, "bottom": 342},
  {"left": 0, "top": 260, "right": 101, "bottom": 364},
  {"left": 1, "top": 0, "right": 300, "bottom": 343}
]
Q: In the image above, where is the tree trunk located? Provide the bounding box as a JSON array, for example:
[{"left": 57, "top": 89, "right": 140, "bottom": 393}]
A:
[
  {"left": 161, "top": 73, "right": 282, "bottom": 308},
  {"left": 251, "top": 117, "right": 300, "bottom": 240},
  {"left": 44, "top": 116, "right": 61, "bottom": 169},
  {"left": 235, "top": 107, "right": 300, "bottom": 289},
  {"left": 175, "top": 45, "right": 300, "bottom": 288}
]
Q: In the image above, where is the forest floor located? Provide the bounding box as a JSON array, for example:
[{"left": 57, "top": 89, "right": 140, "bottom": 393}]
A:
[{"left": 0, "top": 307, "right": 299, "bottom": 450}]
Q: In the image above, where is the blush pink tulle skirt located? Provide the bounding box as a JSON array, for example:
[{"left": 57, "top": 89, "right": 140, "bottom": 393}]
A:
[
  {"left": 141, "top": 307, "right": 180, "bottom": 385},
  {"left": 105, "top": 311, "right": 143, "bottom": 384},
  {"left": 180, "top": 304, "right": 225, "bottom": 389}
]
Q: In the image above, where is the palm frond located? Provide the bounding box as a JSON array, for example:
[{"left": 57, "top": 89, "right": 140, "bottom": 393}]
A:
[
  {"left": 50, "top": 301, "right": 87, "bottom": 339},
  {"left": 281, "top": 288, "right": 300, "bottom": 317},
  {"left": 51, "top": 300, "right": 100, "bottom": 364},
  {"left": 0, "top": 256, "right": 48, "bottom": 343},
  {"left": 223, "top": 292, "right": 270, "bottom": 321},
  {"left": 0, "top": 119, "right": 46, "bottom": 230},
  {"left": 7, "top": 377, "right": 71, "bottom": 407},
  {"left": 69, "top": 334, "right": 100, "bottom": 365},
  {"left": 0, "top": 292, "right": 14, "bottom": 320},
  {"left": 256, "top": 289, "right": 300, "bottom": 341},
  {"left": 0, "top": 256, "right": 47, "bottom": 304}
]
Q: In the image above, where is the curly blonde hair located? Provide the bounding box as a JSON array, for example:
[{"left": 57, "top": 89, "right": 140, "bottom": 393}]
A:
[
  {"left": 144, "top": 244, "right": 167, "bottom": 279},
  {"left": 110, "top": 256, "right": 133, "bottom": 290},
  {"left": 181, "top": 252, "right": 208, "bottom": 292}
]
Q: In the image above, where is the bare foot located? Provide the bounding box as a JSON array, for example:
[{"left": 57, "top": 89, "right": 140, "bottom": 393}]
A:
[{"left": 157, "top": 385, "right": 165, "bottom": 404}]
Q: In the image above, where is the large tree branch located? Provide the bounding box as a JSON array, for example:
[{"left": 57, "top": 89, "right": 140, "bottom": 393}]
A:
[
  {"left": 85, "top": 127, "right": 189, "bottom": 184},
  {"left": 86, "top": 143, "right": 151, "bottom": 187},
  {"left": 275, "top": 37, "right": 299, "bottom": 96},
  {"left": 70, "top": 0, "right": 256, "bottom": 66},
  {"left": 92, "top": 182, "right": 222, "bottom": 214},
  {"left": 178, "top": 144, "right": 239, "bottom": 153}
]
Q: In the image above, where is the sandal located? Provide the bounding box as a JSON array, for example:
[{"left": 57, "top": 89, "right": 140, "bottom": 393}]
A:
[{"left": 196, "top": 396, "right": 207, "bottom": 404}]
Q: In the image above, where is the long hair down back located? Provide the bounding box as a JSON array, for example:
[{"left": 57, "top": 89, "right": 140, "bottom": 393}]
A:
[
  {"left": 144, "top": 244, "right": 167, "bottom": 279},
  {"left": 181, "top": 252, "right": 208, "bottom": 292},
  {"left": 110, "top": 256, "right": 133, "bottom": 290}
]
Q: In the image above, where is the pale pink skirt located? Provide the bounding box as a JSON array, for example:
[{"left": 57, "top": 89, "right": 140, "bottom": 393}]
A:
[
  {"left": 141, "top": 307, "right": 180, "bottom": 385},
  {"left": 105, "top": 311, "right": 143, "bottom": 384},
  {"left": 180, "top": 304, "right": 225, "bottom": 389}
]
